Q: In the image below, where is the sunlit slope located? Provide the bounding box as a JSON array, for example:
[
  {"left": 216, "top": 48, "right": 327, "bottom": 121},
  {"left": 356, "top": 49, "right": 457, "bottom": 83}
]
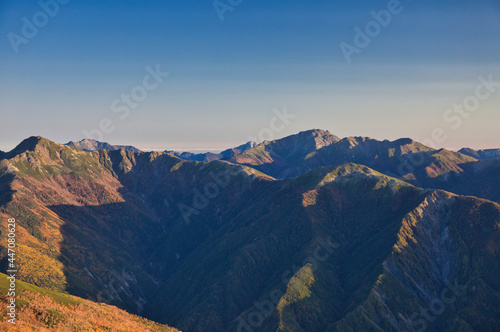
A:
[{"left": 0, "top": 272, "right": 179, "bottom": 331}]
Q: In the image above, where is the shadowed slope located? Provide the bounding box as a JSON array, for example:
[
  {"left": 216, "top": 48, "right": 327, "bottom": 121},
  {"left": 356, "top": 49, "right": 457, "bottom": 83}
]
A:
[
  {"left": 0, "top": 137, "right": 275, "bottom": 317},
  {"left": 145, "top": 164, "right": 428, "bottom": 331}
]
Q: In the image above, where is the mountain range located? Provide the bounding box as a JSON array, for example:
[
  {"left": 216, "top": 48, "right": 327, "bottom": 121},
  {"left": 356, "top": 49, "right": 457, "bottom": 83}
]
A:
[
  {"left": 0, "top": 129, "right": 499, "bottom": 331},
  {"left": 458, "top": 148, "right": 500, "bottom": 160}
]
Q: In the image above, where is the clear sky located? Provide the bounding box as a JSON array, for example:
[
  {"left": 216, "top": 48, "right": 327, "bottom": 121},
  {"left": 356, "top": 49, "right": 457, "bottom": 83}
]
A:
[{"left": 1, "top": 0, "right": 499, "bottom": 152}]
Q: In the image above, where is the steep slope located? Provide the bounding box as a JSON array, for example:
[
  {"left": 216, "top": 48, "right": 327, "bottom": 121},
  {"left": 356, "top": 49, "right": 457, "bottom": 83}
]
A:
[
  {"left": 231, "top": 130, "right": 476, "bottom": 180},
  {"left": 0, "top": 136, "right": 274, "bottom": 317},
  {"left": 328, "top": 191, "right": 500, "bottom": 332},
  {"left": 141, "top": 164, "right": 412, "bottom": 330},
  {"left": 0, "top": 137, "right": 163, "bottom": 313},
  {"left": 142, "top": 164, "right": 499, "bottom": 332},
  {"left": 228, "top": 134, "right": 437, "bottom": 179},
  {"left": 221, "top": 141, "right": 259, "bottom": 159},
  {"left": 309, "top": 138, "right": 500, "bottom": 204},
  {"left": 309, "top": 136, "right": 435, "bottom": 175},
  {"left": 274, "top": 135, "right": 476, "bottom": 184},
  {"left": 226, "top": 132, "right": 500, "bottom": 204},
  {"left": 311, "top": 136, "right": 433, "bottom": 163},
  {"left": 66, "top": 138, "right": 142, "bottom": 153},
  {"left": 229, "top": 129, "right": 340, "bottom": 178},
  {"left": 0, "top": 272, "right": 178, "bottom": 331},
  {"left": 144, "top": 164, "right": 413, "bottom": 330},
  {"left": 101, "top": 148, "right": 276, "bottom": 281},
  {"left": 459, "top": 148, "right": 500, "bottom": 160},
  {"left": 428, "top": 159, "right": 500, "bottom": 204}
]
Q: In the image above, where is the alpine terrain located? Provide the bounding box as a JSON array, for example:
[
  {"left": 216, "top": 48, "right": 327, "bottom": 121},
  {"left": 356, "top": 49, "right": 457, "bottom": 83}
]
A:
[{"left": 0, "top": 130, "right": 499, "bottom": 331}]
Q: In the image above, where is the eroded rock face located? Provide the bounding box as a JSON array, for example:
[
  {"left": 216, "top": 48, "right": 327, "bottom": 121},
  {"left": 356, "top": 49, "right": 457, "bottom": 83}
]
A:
[
  {"left": 329, "top": 191, "right": 500, "bottom": 332},
  {"left": 378, "top": 192, "right": 459, "bottom": 331}
]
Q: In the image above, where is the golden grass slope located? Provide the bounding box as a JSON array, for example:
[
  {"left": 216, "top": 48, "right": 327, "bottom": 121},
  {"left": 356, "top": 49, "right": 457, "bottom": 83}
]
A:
[{"left": 0, "top": 272, "right": 179, "bottom": 331}]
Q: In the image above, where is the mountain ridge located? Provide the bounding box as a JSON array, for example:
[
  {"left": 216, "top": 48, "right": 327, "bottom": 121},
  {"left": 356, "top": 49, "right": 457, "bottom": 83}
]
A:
[
  {"left": 0, "top": 132, "right": 499, "bottom": 331},
  {"left": 459, "top": 147, "right": 500, "bottom": 160},
  {"left": 165, "top": 141, "right": 258, "bottom": 162},
  {"left": 66, "top": 138, "right": 143, "bottom": 153}
]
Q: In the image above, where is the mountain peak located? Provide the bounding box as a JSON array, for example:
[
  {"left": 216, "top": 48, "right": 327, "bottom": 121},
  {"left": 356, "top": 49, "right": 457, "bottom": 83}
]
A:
[
  {"left": 260, "top": 128, "right": 340, "bottom": 150},
  {"left": 5, "top": 136, "right": 56, "bottom": 158},
  {"left": 295, "top": 129, "right": 340, "bottom": 148},
  {"left": 220, "top": 141, "right": 258, "bottom": 159},
  {"left": 299, "top": 128, "right": 331, "bottom": 135},
  {"left": 393, "top": 137, "right": 415, "bottom": 145},
  {"left": 308, "top": 163, "right": 409, "bottom": 190},
  {"left": 66, "top": 139, "right": 142, "bottom": 153}
]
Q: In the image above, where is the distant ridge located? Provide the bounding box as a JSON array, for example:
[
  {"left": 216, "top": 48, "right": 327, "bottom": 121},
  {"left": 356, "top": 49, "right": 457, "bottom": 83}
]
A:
[
  {"left": 459, "top": 147, "right": 500, "bottom": 160},
  {"left": 66, "top": 138, "right": 142, "bottom": 153},
  {"left": 165, "top": 141, "right": 257, "bottom": 162},
  {"left": 220, "top": 141, "right": 258, "bottom": 158}
]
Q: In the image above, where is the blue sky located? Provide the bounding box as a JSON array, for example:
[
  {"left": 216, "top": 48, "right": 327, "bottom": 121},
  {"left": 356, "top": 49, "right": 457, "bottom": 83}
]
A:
[{"left": 1, "top": 0, "right": 499, "bottom": 151}]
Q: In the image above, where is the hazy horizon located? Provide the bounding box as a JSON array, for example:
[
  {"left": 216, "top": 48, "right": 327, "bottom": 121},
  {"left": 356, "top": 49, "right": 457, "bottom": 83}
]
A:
[{"left": 1, "top": 128, "right": 498, "bottom": 154}]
